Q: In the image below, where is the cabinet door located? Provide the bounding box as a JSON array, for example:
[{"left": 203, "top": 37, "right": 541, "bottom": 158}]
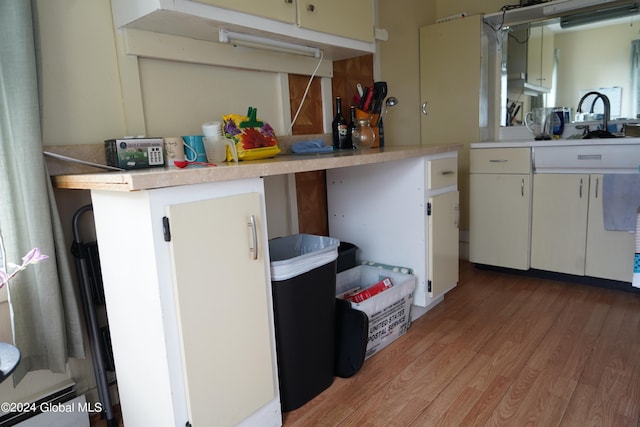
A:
[
  {"left": 166, "top": 193, "right": 276, "bottom": 426},
  {"left": 531, "top": 174, "right": 589, "bottom": 275},
  {"left": 297, "top": 0, "right": 374, "bottom": 42},
  {"left": 585, "top": 174, "right": 636, "bottom": 282},
  {"left": 193, "top": 0, "right": 296, "bottom": 23},
  {"left": 419, "top": 16, "right": 482, "bottom": 145},
  {"left": 428, "top": 191, "right": 459, "bottom": 298},
  {"left": 469, "top": 174, "right": 531, "bottom": 270},
  {"left": 526, "top": 26, "right": 553, "bottom": 89}
]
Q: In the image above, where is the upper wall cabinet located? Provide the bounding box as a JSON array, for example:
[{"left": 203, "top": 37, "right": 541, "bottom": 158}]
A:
[
  {"left": 196, "top": 0, "right": 297, "bottom": 24},
  {"left": 507, "top": 25, "right": 554, "bottom": 93},
  {"left": 111, "top": 0, "right": 376, "bottom": 60}
]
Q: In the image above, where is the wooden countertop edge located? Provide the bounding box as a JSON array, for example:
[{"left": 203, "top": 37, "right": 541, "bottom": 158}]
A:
[{"left": 53, "top": 144, "right": 462, "bottom": 192}]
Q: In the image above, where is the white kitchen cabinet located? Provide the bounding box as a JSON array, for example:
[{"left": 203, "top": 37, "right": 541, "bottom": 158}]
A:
[
  {"left": 195, "top": 0, "right": 374, "bottom": 42},
  {"left": 110, "top": 0, "right": 375, "bottom": 60},
  {"left": 90, "top": 178, "right": 281, "bottom": 427},
  {"left": 531, "top": 173, "right": 636, "bottom": 281},
  {"left": 428, "top": 190, "right": 460, "bottom": 298},
  {"left": 326, "top": 152, "right": 459, "bottom": 318},
  {"left": 585, "top": 174, "right": 635, "bottom": 282},
  {"left": 296, "top": 0, "right": 374, "bottom": 43},
  {"left": 526, "top": 26, "right": 554, "bottom": 90},
  {"left": 507, "top": 25, "right": 554, "bottom": 92},
  {"left": 469, "top": 148, "right": 532, "bottom": 270},
  {"left": 419, "top": 15, "right": 483, "bottom": 145},
  {"left": 195, "top": 0, "right": 296, "bottom": 24},
  {"left": 531, "top": 173, "right": 589, "bottom": 275},
  {"left": 166, "top": 193, "right": 277, "bottom": 426}
]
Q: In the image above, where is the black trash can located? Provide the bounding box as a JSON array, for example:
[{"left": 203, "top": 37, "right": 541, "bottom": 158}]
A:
[{"left": 269, "top": 234, "right": 340, "bottom": 412}]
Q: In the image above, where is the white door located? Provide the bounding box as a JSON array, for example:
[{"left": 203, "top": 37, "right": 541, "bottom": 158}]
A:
[
  {"left": 585, "top": 174, "right": 636, "bottom": 282},
  {"left": 531, "top": 174, "right": 589, "bottom": 275},
  {"left": 429, "top": 191, "right": 459, "bottom": 298},
  {"left": 469, "top": 173, "right": 531, "bottom": 270},
  {"left": 166, "top": 193, "right": 276, "bottom": 426},
  {"left": 419, "top": 16, "right": 482, "bottom": 145}
]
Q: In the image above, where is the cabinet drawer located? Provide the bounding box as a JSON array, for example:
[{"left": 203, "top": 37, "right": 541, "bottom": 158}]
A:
[
  {"left": 427, "top": 157, "right": 457, "bottom": 189},
  {"left": 470, "top": 148, "right": 531, "bottom": 174}
]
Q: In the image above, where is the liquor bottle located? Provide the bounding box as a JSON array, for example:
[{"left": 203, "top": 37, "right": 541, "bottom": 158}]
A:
[
  {"left": 332, "top": 97, "right": 348, "bottom": 149},
  {"left": 346, "top": 106, "right": 356, "bottom": 149}
]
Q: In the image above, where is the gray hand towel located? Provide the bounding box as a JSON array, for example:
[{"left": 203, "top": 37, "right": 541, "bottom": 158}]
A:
[{"left": 603, "top": 174, "right": 640, "bottom": 231}]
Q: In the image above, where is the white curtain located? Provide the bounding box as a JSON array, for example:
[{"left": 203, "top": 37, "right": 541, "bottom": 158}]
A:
[
  {"left": 0, "top": 0, "right": 84, "bottom": 384},
  {"left": 631, "top": 40, "right": 640, "bottom": 119}
]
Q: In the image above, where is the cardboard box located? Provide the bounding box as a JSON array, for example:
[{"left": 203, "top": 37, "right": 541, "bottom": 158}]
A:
[{"left": 337, "top": 265, "right": 415, "bottom": 359}]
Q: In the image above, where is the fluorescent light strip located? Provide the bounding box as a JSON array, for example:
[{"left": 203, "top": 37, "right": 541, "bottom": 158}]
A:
[
  {"left": 543, "top": 0, "right": 616, "bottom": 15},
  {"left": 219, "top": 30, "right": 321, "bottom": 58},
  {"left": 560, "top": 3, "right": 639, "bottom": 28}
]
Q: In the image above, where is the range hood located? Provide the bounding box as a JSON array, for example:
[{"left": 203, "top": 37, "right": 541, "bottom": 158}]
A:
[{"left": 484, "top": 0, "right": 636, "bottom": 28}]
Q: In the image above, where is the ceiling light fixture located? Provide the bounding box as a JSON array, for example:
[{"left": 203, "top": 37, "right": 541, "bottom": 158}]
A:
[
  {"left": 219, "top": 30, "right": 322, "bottom": 58},
  {"left": 560, "top": 2, "right": 639, "bottom": 28}
]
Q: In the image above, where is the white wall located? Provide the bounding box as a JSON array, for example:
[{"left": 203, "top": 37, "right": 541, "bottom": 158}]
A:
[{"left": 555, "top": 21, "right": 637, "bottom": 119}]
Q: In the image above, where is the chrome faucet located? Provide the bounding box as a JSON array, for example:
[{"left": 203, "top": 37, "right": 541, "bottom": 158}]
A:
[{"left": 576, "top": 91, "right": 616, "bottom": 138}]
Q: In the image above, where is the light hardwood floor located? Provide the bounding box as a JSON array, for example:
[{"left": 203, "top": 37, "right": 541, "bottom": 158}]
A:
[{"left": 283, "top": 261, "right": 640, "bottom": 426}]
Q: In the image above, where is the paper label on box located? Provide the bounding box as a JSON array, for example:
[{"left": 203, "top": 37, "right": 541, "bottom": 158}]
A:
[{"left": 365, "top": 295, "right": 410, "bottom": 358}]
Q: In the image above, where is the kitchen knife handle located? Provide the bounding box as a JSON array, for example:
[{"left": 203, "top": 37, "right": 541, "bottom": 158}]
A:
[
  {"left": 359, "top": 87, "right": 369, "bottom": 110},
  {"left": 362, "top": 86, "right": 375, "bottom": 112}
]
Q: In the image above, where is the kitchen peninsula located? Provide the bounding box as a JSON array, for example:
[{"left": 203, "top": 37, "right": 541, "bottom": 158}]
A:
[{"left": 52, "top": 143, "right": 461, "bottom": 427}]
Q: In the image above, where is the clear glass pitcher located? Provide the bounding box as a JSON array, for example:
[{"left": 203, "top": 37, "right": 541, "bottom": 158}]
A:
[{"left": 524, "top": 107, "right": 554, "bottom": 140}]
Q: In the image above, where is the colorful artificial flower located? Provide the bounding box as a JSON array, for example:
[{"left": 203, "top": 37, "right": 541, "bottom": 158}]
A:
[{"left": 0, "top": 248, "right": 48, "bottom": 289}]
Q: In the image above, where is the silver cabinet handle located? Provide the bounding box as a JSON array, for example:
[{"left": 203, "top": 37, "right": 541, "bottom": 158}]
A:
[
  {"left": 579, "top": 177, "right": 583, "bottom": 199},
  {"left": 441, "top": 170, "right": 455, "bottom": 176},
  {"left": 285, "top": 0, "right": 293, "bottom": 3},
  {"left": 595, "top": 177, "right": 599, "bottom": 199},
  {"left": 489, "top": 159, "right": 508, "bottom": 163},
  {"left": 421, "top": 101, "right": 428, "bottom": 116},
  {"left": 578, "top": 154, "right": 602, "bottom": 160},
  {"left": 521, "top": 178, "right": 524, "bottom": 197},
  {"left": 248, "top": 215, "right": 258, "bottom": 260}
]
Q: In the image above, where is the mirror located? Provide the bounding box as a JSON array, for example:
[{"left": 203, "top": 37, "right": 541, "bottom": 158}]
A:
[{"left": 501, "top": 9, "right": 640, "bottom": 128}]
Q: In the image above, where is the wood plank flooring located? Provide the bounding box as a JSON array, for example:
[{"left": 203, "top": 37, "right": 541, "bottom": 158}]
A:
[{"left": 283, "top": 261, "right": 640, "bottom": 427}]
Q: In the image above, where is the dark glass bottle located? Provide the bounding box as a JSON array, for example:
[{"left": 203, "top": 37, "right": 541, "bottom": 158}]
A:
[
  {"left": 346, "top": 106, "right": 356, "bottom": 149},
  {"left": 332, "top": 97, "right": 348, "bottom": 149}
]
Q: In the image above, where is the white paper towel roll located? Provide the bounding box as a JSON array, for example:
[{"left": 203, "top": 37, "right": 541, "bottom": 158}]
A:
[
  {"left": 633, "top": 208, "right": 640, "bottom": 288},
  {"left": 202, "top": 121, "right": 222, "bottom": 137}
]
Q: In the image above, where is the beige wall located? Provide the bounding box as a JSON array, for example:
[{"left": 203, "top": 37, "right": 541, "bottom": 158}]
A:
[
  {"left": 556, "top": 21, "right": 637, "bottom": 118},
  {"left": 37, "top": 0, "right": 127, "bottom": 146}
]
